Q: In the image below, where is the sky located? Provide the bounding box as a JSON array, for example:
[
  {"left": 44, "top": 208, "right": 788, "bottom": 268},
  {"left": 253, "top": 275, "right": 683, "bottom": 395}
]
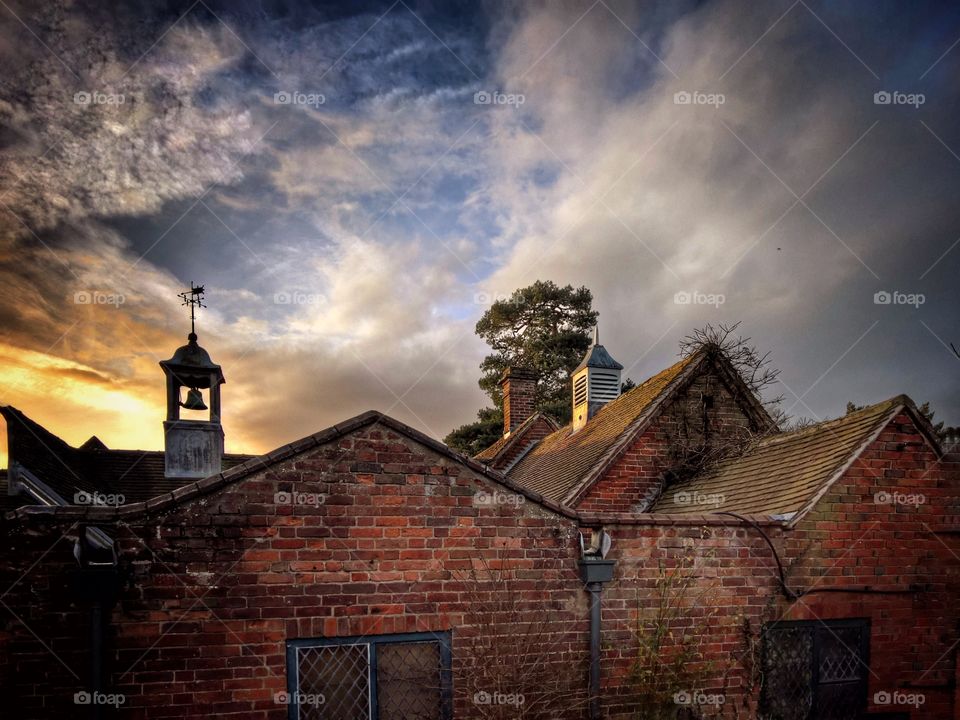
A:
[{"left": 0, "top": 0, "right": 958, "bottom": 464}]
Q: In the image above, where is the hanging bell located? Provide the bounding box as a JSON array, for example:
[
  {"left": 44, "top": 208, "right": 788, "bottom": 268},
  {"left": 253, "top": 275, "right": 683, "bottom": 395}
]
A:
[{"left": 180, "top": 387, "right": 208, "bottom": 411}]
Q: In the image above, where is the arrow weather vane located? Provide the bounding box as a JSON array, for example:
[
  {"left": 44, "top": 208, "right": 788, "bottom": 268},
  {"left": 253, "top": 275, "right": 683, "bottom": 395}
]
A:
[{"left": 178, "top": 282, "right": 206, "bottom": 336}]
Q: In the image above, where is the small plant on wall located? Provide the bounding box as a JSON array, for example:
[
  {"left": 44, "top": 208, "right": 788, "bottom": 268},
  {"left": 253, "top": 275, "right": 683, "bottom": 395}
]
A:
[
  {"left": 626, "top": 540, "right": 724, "bottom": 720},
  {"left": 451, "top": 554, "right": 590, "bottom": 719}
]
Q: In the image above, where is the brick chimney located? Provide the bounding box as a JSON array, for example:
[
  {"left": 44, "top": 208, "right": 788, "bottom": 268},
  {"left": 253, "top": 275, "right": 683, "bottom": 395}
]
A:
[{"left": 500, "top": 367, "right": 538, "bottom": 436}]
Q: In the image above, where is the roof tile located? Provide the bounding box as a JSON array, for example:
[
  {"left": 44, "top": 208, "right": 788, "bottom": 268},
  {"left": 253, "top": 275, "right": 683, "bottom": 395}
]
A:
[{"left": 653, "top": 397, "right": 905, "bottom": 517}]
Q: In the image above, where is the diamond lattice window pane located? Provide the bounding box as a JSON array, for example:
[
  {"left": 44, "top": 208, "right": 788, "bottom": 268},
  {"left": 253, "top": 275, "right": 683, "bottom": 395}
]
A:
[
  {"left": 297, "top": 643, "right": 370, "bottom": 720},
  {"left": 818, "top": 627, "right": 862, "bottom": 682},
  {"left": 761, "top": 622, "right": 868, "bottom": 720},
  {"left": 761, "top": 627, "right": 813, "bottom": 720},
  {"left": 376, "top": 641, "right": 442, "bottom": 720}
]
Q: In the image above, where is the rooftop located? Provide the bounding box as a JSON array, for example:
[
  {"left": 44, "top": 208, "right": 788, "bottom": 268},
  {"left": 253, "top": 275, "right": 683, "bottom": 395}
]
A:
[
  {"left": 0, "top": 405, "right": 254, "bottom": 509},
  {"left": 653, "top": 395, "right": 924, "bottom": 519},
  {"left": 508, "top": 354, "right": 698, "bottom": 501}
]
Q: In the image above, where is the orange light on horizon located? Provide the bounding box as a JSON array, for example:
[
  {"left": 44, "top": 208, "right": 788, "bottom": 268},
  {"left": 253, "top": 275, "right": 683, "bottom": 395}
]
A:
[{"left": 0, "top": 343, "right": 165, "bottom": 468}]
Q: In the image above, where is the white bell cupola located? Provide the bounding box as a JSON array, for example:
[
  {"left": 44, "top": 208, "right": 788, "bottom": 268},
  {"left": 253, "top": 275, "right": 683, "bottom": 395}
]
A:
[{"left": 571, "top": 327, "right": 623, "bottom": 432}]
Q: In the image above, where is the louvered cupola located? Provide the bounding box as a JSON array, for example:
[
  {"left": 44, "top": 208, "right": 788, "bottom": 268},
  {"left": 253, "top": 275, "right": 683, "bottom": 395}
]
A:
[{"left": 571, "top": 327, "right": 623, "bottom": 432}]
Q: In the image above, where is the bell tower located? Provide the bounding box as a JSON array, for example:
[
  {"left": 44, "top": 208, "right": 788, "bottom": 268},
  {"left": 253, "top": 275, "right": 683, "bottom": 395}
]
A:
[{"left": 159, "top": 283, "right": 225, "bottom": 479}]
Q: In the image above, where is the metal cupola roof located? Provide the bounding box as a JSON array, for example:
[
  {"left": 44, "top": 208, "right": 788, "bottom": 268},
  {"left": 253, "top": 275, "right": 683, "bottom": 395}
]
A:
[
  {"left": 159, "top": 333, "right": 225, "bottom": 386},
  {"left": 163, "top": 333, "right": 220, "bottom": 370},
  {"left": 574, "top": 326, "right": 624, "bottom": 373}
]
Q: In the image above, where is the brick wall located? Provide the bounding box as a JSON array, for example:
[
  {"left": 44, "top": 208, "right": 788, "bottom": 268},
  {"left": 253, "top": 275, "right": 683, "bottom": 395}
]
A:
[
  {"left": 781, "top": 413, "right": 960, "bottom": 720},
  {"left": 592, "top": 410, "right": 960, "bottom": 718},
  {"left": 0, "top": 412, "right": 957, "bottom": 719},
  {"left": 577, "top": 369, "right": 756, "bottom": 513},
  {"left": 593, "top": 517, "right": 786, "bottom": 718},
  {"left": 0, "top": 423, "right": 589, "bottom": 719}
]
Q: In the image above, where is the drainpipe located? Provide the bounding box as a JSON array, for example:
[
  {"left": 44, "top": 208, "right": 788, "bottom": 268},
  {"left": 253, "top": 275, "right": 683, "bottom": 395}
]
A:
[
  {"left": 90, "top": 598, "right": 104, "bottom": 720},
  {"left": 71, "top": 526, "right": 119, "bottom": 720},
  {"left": 579, "top": 556, "right": 615, "bottom": 719}
]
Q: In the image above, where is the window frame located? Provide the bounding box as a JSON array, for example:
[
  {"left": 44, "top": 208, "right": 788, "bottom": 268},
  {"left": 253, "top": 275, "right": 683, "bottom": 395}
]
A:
[
  {"left": 285, "top": 631, "right": 453, "bottom": 720},
  {"left": 760, "top": 618, "right": 871, "bottom": 720}
]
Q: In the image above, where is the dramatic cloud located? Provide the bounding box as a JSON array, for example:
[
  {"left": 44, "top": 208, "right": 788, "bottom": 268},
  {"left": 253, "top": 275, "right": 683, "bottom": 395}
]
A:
[{"left": 1, "top": 0, "right": 958, "bottom": 464}]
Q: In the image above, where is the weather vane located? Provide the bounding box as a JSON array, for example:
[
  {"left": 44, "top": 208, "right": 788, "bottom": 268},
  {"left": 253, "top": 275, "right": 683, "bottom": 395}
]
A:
[{"left": 178, "top": 282, "right": 206, "bottom": 336}]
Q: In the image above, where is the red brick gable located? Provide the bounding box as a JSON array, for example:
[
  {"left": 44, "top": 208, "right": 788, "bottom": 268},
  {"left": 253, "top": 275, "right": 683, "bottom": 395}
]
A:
[
  {"left": 506, "top": 347, "right": 775, "bottom": 506},
  {"left": 5, "top": 410, "right": 579, "bottom": 525},
  {"left": 0, "top": 420, "right": 588, "bottom": 718},
  {"left": 652, "top": 395, "right": 946, "bottom": 523},
  {"left": 506, "top": 355, "right": 697, "bottom": 501},
  {"left": 575, "top": 363, "right": 761, "bottom": 512},
  {"left": 780, "top": 410, "right": 960, "bottom": 718}
]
